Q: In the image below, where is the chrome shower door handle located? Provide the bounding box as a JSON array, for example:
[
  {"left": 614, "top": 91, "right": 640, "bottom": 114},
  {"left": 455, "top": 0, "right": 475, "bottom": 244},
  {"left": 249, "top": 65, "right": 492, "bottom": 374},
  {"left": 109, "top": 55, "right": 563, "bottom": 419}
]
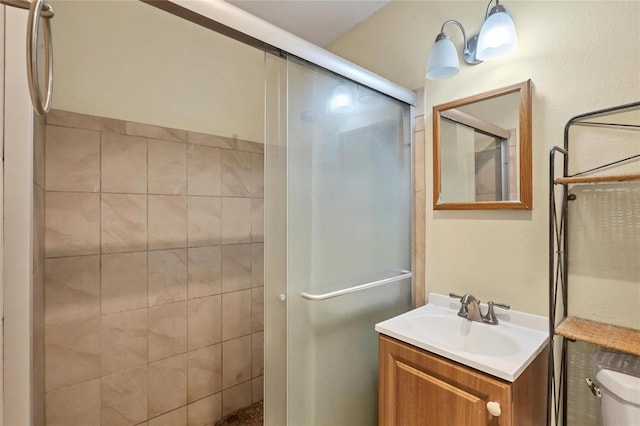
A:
[
  {"left": 26, "top": 0, "right": 54, "bottom": 115},
  {"left": 1, "top": 0, "right": 55, "bottom": 114}
]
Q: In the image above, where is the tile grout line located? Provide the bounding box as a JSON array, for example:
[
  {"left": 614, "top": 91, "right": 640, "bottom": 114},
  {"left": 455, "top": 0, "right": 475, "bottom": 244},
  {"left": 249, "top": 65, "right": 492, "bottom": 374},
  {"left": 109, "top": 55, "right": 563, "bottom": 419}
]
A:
[
  {"left": 185, "top": 139, "right": 191, "bottom": 419},
  {"left": 217, "top": 142, "right": 225, "bottom": 417},
  {"left": 146, "top": 129, "right": 151, "bottom": 422},
  {"left": 98, "top": 127, "right": 104, "bottom": 422},
  {"left": 42, "top": 121, "right": 48, "bottom": 419}
]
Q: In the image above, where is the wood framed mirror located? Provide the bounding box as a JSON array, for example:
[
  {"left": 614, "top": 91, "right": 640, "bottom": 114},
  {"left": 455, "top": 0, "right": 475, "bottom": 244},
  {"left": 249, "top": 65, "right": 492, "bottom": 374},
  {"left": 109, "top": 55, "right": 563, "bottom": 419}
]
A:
[{"left": 433, "top": 80, "right": 532, "bottom": 210}]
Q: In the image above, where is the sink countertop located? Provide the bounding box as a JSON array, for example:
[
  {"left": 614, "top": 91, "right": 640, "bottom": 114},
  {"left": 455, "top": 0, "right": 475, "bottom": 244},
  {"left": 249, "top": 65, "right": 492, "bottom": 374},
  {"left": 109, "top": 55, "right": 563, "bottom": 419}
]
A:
[{"left": 375, "top": 292, "right": 549, "bottom": 382}]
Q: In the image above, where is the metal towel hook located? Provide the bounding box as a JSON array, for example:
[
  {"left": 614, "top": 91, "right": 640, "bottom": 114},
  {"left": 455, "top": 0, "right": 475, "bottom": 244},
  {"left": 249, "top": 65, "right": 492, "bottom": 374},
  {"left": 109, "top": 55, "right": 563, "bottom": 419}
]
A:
[{"left": 2, "top": 0, "right": 54, "bottom": 115}]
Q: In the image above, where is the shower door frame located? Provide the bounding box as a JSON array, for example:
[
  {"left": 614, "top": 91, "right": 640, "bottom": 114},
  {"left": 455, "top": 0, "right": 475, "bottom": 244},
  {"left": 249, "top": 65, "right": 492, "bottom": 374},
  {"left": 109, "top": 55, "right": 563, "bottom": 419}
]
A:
[
  {"left": 274, "top": 55, "right": 416, "bottom": 425},
  {"left": 142, "top": 2, "right": 420, "bottom": 425},
  {"left": 142, "top": 1, "right": 416, "bottom": 107},
  {"left": 3, "top": 7, "right": 38, "bottom": 426}
]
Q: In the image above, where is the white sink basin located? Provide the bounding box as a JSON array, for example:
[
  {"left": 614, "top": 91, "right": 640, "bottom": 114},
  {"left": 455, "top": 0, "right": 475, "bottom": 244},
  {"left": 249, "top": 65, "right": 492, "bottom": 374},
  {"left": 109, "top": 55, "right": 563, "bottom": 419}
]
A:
[
  {"left": 403, "top": 314, "right": 521, "bottom": 356},
  {"left": 375, "top": 293, "right": 549, "bottom": 382}
]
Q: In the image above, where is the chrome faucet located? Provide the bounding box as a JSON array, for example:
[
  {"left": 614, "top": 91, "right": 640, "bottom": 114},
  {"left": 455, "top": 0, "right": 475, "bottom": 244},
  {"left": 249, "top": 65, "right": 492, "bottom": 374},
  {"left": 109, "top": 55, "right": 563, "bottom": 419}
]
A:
[
  {"left": 460, "top": 294, "right": 483, "bottom": 321},
  {"left": 449, "top": 293, "right": 510, "bottom": 325}
]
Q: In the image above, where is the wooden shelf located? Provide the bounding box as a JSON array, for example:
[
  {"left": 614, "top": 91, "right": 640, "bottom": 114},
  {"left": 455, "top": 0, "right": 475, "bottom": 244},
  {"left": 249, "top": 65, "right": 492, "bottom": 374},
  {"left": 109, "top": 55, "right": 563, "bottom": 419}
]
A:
[
  {"left": 555, "top": 173, "right": 640, "bottom": 185},
  {"left": 555, "top": 316, "right": 640, "bottom": 356}
]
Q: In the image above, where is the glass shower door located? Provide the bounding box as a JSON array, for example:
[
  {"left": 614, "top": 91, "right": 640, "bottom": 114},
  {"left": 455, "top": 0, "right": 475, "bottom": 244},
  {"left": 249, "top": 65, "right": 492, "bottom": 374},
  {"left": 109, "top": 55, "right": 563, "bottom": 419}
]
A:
[{"left": 265, "top": 54, "right": 413, "bottom": 426}]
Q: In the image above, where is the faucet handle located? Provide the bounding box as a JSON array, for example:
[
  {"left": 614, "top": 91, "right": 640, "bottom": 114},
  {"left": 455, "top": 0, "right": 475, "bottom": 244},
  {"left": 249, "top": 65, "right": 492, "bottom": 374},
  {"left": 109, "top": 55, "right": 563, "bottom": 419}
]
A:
[
  {"left": 449, "top": 293, "right": 468, "bottom": 317},
  {"left": 449, "top": 293, "right": 480, "bottom": 303},
  {"left": 492, "top": 302, "right": 510, "bottom": 310},
  {"left": 483, "top": 301, "right": 510, "bottom": 325}
]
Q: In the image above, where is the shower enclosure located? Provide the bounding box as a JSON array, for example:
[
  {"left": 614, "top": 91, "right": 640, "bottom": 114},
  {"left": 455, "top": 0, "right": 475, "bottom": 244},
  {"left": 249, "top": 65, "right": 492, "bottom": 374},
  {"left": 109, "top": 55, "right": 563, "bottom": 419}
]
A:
[
  {"left": 2, "top": 1, "right": 416, "bottom": 425},
  {"left": 265, "top": 56, "right": 413, "bottom": 425}
]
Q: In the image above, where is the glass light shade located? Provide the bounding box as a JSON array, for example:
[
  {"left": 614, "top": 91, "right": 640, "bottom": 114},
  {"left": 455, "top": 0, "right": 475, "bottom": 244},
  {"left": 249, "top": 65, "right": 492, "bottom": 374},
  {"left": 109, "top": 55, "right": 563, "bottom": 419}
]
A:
[
  {"left": 329, "top": 84, "right": 353, "bottom": 113},
  {"left": 476, "top": 11, "right": 517, "bottom": 61},
  {"left": 426, "top": 36, "right": 460, "bottom": 80}
]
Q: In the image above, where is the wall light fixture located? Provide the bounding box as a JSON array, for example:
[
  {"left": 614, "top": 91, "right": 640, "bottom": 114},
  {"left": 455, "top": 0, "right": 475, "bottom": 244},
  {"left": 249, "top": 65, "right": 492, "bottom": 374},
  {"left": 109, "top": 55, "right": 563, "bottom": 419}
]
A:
[{"left": 426, "top": 0, "right": 517, "bottom": 80}]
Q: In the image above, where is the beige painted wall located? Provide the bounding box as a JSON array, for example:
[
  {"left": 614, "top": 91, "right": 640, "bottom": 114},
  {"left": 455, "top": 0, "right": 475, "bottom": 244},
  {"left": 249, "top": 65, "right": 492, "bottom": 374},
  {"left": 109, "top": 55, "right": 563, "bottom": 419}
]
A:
[
  {"left": 329, "top": 0, "right": 640, "bottom": 316},
  {"left": 49, "top": 0, "right": 264, "bottom": 142}
]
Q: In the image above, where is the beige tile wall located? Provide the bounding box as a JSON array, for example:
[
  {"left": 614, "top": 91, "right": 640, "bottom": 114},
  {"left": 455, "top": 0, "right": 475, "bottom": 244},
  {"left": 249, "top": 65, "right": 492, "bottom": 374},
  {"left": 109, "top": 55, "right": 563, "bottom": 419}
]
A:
[{"left": 43, "top": 110, "right": 264, "bottom": 426}]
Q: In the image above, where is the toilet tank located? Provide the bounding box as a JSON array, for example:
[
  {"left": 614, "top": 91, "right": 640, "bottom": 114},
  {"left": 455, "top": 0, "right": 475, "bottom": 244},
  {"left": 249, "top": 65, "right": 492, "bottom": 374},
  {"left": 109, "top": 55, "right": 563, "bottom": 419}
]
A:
[{"left": 594, "top": 351, "right": 640, "bottom": 426}]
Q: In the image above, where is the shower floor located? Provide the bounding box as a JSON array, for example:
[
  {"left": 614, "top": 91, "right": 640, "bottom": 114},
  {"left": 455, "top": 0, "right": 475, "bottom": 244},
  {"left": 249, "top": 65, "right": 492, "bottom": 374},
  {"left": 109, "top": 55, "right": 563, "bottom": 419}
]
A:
[{"left": 215, "top": 401, "right": 263, "bottom": 426}]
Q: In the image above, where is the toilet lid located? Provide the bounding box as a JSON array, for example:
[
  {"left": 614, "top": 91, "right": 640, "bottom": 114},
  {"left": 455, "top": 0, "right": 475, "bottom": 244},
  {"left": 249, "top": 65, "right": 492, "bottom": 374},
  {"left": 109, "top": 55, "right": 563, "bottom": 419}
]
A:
[{"left": 595, "top": 368, "right": 640, "bottom": 406}]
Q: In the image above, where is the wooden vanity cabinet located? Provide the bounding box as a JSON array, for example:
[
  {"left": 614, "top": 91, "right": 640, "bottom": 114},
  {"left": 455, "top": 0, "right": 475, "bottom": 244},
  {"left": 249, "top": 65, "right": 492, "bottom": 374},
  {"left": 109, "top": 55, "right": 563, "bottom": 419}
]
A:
[{"left": 378, "top": 335, "right": 547, "bottom": 426}]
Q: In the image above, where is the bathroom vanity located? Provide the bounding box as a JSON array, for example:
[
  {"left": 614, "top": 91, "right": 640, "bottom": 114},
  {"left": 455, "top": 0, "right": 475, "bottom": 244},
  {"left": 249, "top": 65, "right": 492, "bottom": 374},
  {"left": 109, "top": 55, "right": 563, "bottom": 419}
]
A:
[
  {"left": 379, "top": 335, "right": 547, "bottom": 426},
  {"left": 376, "top": 293, "right": 549, "bottom": 426}
]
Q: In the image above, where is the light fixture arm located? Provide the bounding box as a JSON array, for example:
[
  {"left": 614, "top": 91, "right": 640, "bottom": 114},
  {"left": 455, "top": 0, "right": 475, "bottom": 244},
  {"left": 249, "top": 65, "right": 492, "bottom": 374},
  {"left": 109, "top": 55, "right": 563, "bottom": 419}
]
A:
[
  {"left": 484, "top": 0, "right": 505, "bottom": 19},
  {"left": 484, "top": 0, "right": 496, "bottom": 19},
  {"left": 438, "top": 19, "right": 482, "bottom": 65}
]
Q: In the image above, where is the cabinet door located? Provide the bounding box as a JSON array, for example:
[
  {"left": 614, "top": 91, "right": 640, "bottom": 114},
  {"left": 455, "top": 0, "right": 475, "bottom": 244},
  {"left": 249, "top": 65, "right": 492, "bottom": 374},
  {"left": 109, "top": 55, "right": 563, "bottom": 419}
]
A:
[{"left": 380, "top": 336, "right": 512, "bottom": 426}]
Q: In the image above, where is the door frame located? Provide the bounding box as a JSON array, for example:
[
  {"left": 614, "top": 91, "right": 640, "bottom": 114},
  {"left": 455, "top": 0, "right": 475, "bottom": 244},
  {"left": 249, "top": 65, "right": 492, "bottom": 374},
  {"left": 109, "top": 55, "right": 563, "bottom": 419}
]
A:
[{"left": 3, "top": 7, "right": 36, "bottom": 426}]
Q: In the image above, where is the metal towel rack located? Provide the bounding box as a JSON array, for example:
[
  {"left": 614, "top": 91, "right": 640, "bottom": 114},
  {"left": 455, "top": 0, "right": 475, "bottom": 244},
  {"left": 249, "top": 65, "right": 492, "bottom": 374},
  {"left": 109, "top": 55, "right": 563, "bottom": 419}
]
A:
[
  {"left": 300, "top": 270, "right": 412, "bottom": 301},
  {"left": 2, "top": 0, "right": 54, "bottom": 115}
]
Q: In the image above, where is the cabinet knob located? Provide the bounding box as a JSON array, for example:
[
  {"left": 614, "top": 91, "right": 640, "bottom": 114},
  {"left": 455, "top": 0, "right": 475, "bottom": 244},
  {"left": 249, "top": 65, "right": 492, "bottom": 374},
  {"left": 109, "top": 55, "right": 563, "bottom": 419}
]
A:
[{"left": 486, "top": 401, "right": 501, "bottom": 417}]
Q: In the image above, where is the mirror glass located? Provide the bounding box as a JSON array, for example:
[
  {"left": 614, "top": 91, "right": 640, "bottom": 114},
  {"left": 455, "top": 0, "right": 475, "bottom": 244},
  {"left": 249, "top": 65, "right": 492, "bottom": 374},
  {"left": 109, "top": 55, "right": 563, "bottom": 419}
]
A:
[{"left": 433, "top": 80, "right": 532, "bottom": 210}]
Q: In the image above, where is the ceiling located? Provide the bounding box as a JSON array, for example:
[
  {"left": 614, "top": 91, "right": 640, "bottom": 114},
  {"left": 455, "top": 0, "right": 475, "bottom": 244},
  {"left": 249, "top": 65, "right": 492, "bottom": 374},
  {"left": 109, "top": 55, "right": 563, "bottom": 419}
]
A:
[{"left": 225, "top": 0, "right": 391, "bottom": 47}]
